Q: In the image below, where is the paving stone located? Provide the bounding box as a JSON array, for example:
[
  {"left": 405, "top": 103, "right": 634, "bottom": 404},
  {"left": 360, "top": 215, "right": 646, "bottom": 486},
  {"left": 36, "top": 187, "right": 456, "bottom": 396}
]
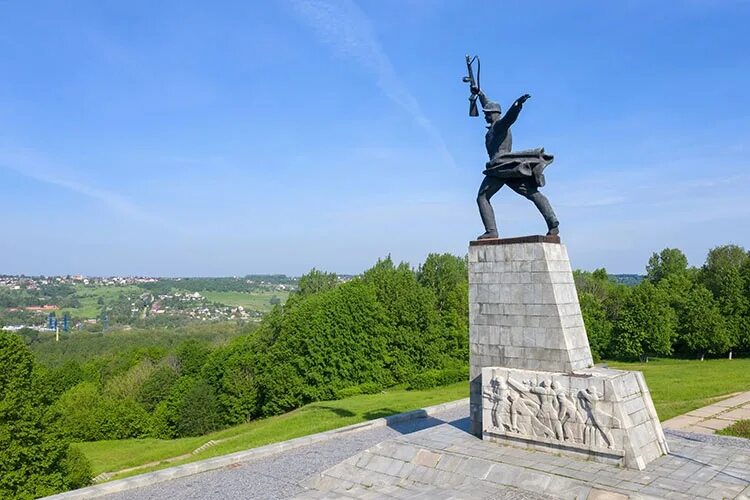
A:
[
  {"left": 687, "top": 468, "right": 721, "bottom": 485},
  {"left": 592, "top": 474, "right": 624, "bottom": 488},
  {"left": 555, "top": 468, "right": 597, "bottom": 482},
  {"left": 663, "top": 414, "right": 705, "bottom": 429},
  {"left": 411, "top": 449, "right": 441, "bottom": 468},
  {"left": 662, "top": 491, "right": 696, "bottom": 500},
  {"left": 686, "top": 484, "right": 713, "bottom": 498},
  {"left": 706, "top": 485, "right": 746, "bottom": 499},
  {"left": 485, "top": 467, "right": 527, "bottom": 489},
  {"left": 650, "top": 476, "right": 696, "bottom": 493},
  {"left": 454, "top": 457, "right": 495, "bottom": 480},
  {"left": 587, "top": 489, "right": 628, "bottom": 500},
  {"left": 687, "top": 405, "right": 726, "bottom": 417},
  {"left": 434, "top": 453, "right": 464, "bottom": 474},
  {"left": 639, "top": 485, "right": 673, "bottom": 497}
]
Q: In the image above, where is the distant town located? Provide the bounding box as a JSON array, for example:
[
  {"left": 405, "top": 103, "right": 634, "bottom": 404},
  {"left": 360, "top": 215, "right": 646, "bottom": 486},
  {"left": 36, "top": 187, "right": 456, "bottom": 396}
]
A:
[{"left": 0, "top": 274, "right": 302, "bottom": 332}]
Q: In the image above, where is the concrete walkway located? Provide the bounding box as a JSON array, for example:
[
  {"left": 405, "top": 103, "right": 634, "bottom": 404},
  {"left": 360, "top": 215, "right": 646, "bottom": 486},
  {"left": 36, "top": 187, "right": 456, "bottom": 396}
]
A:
[{"left": 662, "top": 391, "right": 750, "bottom": 435}]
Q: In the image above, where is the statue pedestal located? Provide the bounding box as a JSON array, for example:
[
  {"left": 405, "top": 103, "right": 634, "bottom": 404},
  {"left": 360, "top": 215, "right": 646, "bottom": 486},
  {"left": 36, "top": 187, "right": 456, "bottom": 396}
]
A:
[{"left": 468, "top": 236, "right": 668, "bottom": 469}]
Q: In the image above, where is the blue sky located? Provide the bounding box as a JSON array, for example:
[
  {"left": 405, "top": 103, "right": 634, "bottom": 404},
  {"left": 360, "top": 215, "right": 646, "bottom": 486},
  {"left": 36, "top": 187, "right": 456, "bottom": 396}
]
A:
[{"left": 1, "top": 0, "right": 749, "bottom": 276}]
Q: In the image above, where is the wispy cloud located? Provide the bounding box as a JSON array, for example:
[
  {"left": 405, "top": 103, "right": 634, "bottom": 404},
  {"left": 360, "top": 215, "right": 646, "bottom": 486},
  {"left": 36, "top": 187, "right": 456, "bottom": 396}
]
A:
[
  {"left": 289, "top": 0, "right": 455, "bottom": 166},
  {"left": 0, "top": 149, "right": 164, "bottom": 224}
]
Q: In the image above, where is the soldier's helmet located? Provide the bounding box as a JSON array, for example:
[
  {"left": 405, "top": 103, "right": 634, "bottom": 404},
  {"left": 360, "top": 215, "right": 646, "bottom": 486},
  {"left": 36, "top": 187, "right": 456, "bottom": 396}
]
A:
[{"left": 483, "top": 102, "right": 502, "bottom": 114}]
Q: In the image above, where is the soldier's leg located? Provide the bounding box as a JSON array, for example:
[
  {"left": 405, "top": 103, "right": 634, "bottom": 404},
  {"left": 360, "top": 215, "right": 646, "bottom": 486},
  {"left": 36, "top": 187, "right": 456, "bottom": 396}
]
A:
[
  {"left": 476, "top": 176, "right": 504, "bottom": 239},
  {"left": 508, "top": 180, "right": 560, "bottom": 235}
]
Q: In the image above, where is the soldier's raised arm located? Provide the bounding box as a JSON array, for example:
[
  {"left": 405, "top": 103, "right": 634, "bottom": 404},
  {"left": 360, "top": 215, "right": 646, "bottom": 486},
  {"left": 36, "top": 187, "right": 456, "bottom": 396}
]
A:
[
  {"left": 499, "top": 94, "right": 530, "bottom": 128},
  {"left": 472, "top": 87, "right": 492, "bottom": 110}
]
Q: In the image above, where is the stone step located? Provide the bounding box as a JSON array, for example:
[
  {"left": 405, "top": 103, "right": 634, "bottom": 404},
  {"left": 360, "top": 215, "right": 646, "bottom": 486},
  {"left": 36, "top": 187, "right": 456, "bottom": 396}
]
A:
[{"left": 192, "top": 439, "right": 219, "bottom": 455}]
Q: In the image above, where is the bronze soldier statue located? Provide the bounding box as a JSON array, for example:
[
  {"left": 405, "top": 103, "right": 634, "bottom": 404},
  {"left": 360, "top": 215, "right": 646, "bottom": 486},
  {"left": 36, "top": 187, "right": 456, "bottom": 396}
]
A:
[{"left": 464, "top": 56, "right": 559, "bottom": 240}]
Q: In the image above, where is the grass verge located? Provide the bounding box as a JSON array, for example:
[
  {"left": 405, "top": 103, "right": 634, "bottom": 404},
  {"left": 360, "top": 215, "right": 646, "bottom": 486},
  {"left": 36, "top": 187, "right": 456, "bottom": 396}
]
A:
[{"left": 718, "top": 420, "right": 750, "bottom": 439}]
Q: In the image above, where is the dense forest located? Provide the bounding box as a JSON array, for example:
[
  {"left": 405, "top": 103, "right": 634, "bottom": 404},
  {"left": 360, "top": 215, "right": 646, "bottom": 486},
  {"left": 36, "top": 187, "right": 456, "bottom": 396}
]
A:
[{"left": 2, "top": 245, "right": 750, "bottom": 498}]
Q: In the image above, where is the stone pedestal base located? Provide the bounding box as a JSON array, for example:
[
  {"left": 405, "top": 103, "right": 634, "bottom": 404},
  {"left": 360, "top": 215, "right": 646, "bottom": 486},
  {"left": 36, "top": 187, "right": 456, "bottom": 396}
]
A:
[
  {"left": 481, "top": 366, "right": 669, "bottom": 470},
  {"left": 469, "top": 236, "right": 594, "bottom": 436},
  {"left": 468, "top": 236, "right": 668, "bottom": 470}
]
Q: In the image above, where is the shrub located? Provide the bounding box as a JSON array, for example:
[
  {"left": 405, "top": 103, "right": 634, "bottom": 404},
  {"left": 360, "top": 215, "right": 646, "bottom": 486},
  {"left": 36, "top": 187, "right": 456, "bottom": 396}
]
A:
[
  {"left": 63, "top": 445, "right": 92, "bottom": 490},
  {"left": 359, "top": 382, "right": 382, "bottom": 394},
  {"left": 136, "top": 365, "right": 179, "bottom": 412},
  {"left": 334, "top": 382, "right": 382, "bottom": 399},
  {"left": 406, "top": 366, "right": 468, "bottom": 391},
  {"left": 51, "top": 382, "right": 151, "bottom": 441},
  {"left": 151, "top": 377, "right": 222, "bottom": 438}
]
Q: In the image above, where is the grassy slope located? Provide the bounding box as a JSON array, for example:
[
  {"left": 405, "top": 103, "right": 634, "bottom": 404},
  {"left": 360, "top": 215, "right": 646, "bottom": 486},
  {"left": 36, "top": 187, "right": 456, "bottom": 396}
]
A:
[
  {"left": 77, "top": 382, "right": 468, "bottom": 478},
  {"left": 79, "top": 357, "right": 750, "bottom": 481}
]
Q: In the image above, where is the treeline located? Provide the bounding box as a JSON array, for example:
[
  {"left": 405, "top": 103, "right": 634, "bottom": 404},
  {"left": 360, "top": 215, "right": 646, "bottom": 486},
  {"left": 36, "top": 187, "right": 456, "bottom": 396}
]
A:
[
  {"left": 579, "top": 244, "right": 750, "bottom": 361},
  {"left": 0, "top": 282, "right": 80, "bottom": 308},
  {"left": 24, "top": 323, "right": 243, "bottom": 366}
]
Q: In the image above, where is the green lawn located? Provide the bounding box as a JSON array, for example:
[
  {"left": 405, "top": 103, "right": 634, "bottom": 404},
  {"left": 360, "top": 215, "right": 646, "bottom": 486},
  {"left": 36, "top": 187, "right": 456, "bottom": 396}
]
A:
[
  {"left": 608, "top": 358, "right": 750, "bottom": 421},
  {"left": 76, "top": 381, "right": 468, "bottom": 479},
  {"left": 201, "top": 290, "right": 289, "bottom": 312}
]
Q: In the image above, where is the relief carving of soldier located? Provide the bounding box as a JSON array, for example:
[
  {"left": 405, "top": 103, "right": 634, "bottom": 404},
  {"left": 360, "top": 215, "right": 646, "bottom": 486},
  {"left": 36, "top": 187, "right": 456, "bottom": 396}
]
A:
[
  {"left": 578, "top": 386, "right": 620, "bottom": 449},
  {"left": 483, "top": 377, "right": 512, "bottom": 431}
]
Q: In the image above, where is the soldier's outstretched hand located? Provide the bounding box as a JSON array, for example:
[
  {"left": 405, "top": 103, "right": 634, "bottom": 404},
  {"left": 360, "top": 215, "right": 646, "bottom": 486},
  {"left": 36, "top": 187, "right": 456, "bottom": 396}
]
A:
[{"left": 517, "top": 94, "right": 531, "bottom": 104}]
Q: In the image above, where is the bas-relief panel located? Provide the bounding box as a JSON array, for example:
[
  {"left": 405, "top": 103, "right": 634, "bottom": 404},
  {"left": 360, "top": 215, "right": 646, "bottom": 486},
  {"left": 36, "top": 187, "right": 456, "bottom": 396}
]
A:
[{"left": 483, "top": 374, "right": 621, "bottom": 452}]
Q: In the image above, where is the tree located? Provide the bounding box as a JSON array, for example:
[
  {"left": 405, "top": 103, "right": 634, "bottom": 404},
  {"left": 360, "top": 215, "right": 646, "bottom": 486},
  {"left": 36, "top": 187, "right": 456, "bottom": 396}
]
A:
[
  {"left": 579, "top": 292, "right": 613, "bottom": 362},
  {"left": 151, "top": 376, "right": 222, "bottom": 438},
  {"left": 612, "top": 282, "right": 676, "bottom": 359},
  {"left": 0, "top": 333, "right": 90, "bottom": 498},
  {"left": 417, "top": 253, "right": 469, "bottom": 360},
  {"left": 136, "top": 365, "right": 179, "bottom": 412},
  {"left": 673, "top": 283, "right": 728, "bottom": 358},
  {"left": 417, "top": 253, "right": 467, "bottom": 315},
  {"left": 51, "top": 382, "right": 150, "bottom": 441},
  {"left": 646, "top": 248, "right": 689, "bottom": 284},
  {"left": 176, "top": 339, "right": 211, "bottom": 377},
  {"left": 201, "top": 340, "right": 261, "bottom": 425},
  {"left": 700, "top": 245, "right": 749, "bottom": 352},
  {"left": 295, "top": 268, "right": 339, "bottom": 298},
  {"left": 742, "top": 257, "right": 750, "bottom": 350},
  {"left": 255, "top": 280, "right": 392, "bottom": 415},
  {"left": 362, "top": 257, "right": 447, "bottom": 380}
]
